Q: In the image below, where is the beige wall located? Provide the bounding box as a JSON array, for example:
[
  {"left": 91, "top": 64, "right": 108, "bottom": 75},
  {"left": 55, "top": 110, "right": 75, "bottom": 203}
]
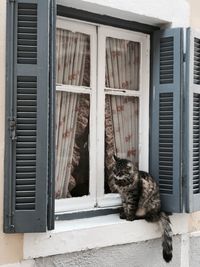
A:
[
  {"left": 189, "top": 0, "right": 200, "bottom": 28},
  {"left": 0, "top": 0, "right": 23, "bottom": 265}
]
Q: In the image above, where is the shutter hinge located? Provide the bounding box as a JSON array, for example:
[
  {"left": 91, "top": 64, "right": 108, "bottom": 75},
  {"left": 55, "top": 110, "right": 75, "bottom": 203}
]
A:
[
  {"left": 9, "top": 117, "right": 17, "bottom": 141},
  {"left": 9, "top": 224, "right": 15, "bottom": 233},
  {"left": 7, "top": 212, "right": 15, "bottom": 232},
  {"left": 183, "top": 53, "right": 186, "bottom": 63}
]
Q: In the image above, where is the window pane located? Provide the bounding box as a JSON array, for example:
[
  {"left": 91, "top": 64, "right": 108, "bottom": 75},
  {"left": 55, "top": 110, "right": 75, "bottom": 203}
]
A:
[
  {"left": 55, "top": 91, "right": 90, "bottom": 198},
  {"left": 105, "top": 37, "right": 140, "bottom": 90},
  {"left": 105, "top": 95, "right": 139, "bottom": 193},
  {"left": 56, "top": 28, "right": 90, "bottom": 86}
]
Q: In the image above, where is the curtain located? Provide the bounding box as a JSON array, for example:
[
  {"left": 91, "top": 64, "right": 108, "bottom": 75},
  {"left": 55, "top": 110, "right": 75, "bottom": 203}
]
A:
[
  {"left": 55, "top": 92, "right": 78, "bottom": 198},
  {"left": 55, "top": 28, "right": 90, "bottom": 198},
  {"left": 56, "top": 28, "right": 90, "bottom": 86},
  {"left": 105, "top": 37, "right": 140, "bottom": 191},
  {"left": 105, "top": 37, "right": 140, "bottom": 90}
]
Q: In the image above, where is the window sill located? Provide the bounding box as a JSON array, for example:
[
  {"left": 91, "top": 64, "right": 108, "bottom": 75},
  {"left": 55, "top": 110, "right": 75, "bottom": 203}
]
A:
[{"left": 24, "top": 213, "right": 189, "bottom": 259}]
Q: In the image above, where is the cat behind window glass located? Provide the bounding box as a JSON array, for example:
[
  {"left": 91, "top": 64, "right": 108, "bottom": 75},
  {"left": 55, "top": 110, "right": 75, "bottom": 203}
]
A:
[{"left": 109, "top": 155, "right": 173, "bottom": 263}]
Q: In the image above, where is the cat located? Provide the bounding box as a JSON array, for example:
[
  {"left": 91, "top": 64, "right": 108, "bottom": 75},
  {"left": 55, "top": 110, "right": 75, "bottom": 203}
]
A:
[{"left": 109, "top": 155, "right": 173, "bottom": 263}]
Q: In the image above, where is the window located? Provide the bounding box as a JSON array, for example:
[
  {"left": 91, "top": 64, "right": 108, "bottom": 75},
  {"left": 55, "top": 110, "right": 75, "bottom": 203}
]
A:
[
  {"left": 55, "top": 17, "right": 150, "bottom": 213},
  {"left": 4, "top": 0, "right": 200, "bottom": 233}
]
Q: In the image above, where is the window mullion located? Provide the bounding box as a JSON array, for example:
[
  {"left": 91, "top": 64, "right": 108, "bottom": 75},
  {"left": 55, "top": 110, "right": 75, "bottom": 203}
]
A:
[
  {"left": 56, "top": 84, "right": 92, "bottom": 94},
  {"left": 96, "top": 26, "right": 106, "bottom": 201},
  {"left": 55, "top": 19, "right": 97, "bottom": 211},
  {"left": 89, "top": 25, "right": 97, "bottom": 202},
  {"left": 105, "top": 90, "right": 141, "bottom": 97},
  {"left": 138, "top": 36, "right": 150, "bottom": 172}
]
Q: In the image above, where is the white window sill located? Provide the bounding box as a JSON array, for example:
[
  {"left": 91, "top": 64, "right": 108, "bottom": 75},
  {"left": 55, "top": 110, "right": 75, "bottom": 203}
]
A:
[{"left": 24, "top": 213, "right": 189, "bottom": 259}]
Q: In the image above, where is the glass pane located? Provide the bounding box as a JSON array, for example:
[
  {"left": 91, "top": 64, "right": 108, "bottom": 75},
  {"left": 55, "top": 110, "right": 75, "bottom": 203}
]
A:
[
  {"left": 105, "top": 37, "right": 140, "bottom": 90},
  {"left": 56, "top": 28, "right": 90, "bottom": 87},
  {"left": 104, "top": 95, "right": 139, "bottom": 193},
  {"left": 55, "top": 91, "right": 90, "bottom": 198}
]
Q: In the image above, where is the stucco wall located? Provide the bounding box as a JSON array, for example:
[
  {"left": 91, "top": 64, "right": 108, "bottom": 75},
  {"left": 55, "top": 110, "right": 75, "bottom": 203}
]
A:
[
  {"left": 190, "top": 235, "right": 200, "bottom": 267},
  {"left": 58, "top": 0, "right": 190, "bottom": 27},
  {"left": 0, "top": 0, "right": 23, "bottom": 265},
  {"left": 35, "top": 236, "right": 182, "bottom": 267},
  {"left": 189, "top": 0, "right": 200, "bottom": 28}
]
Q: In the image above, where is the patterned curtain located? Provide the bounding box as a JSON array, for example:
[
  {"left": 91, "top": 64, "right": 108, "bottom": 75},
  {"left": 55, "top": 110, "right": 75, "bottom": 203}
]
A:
[
  {"left": 105, "top": 37, "right": 140, "bottom": 191},
  {"left": 55, "top": 28, "right": 90, "bottom": 198},
  {"left": 105, "top": 37, "right": 140, "bottom": 90}
]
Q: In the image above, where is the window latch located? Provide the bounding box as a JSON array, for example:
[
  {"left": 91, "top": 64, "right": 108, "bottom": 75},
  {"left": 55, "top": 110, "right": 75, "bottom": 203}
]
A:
[{"left": 9, "top": 117, "right": 17, "bottom": 141}]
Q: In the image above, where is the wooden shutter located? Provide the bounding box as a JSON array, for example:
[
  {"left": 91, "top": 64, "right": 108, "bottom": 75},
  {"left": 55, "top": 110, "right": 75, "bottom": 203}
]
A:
[
  {"left": 47, "top": 0, "right": 56, "bottom": 231},
  {"left": 150, "top": 28, "right": 183, "bottom": 213},
  {"left": 185, "top": 28, "right": 200, "bottom": 212},
  {"left": 4, "top": 0, "right": 55, "bottom": 233}
]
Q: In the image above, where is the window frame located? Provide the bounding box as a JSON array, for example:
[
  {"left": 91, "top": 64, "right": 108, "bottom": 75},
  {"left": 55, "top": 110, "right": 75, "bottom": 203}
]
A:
[
  {"left": 55, "top": 17, "right": 97, "bottom": 212},
  {"left": 96, "top": 25, "right": 150, "bottom": 207},
  {"left": 55, "top": 17, "right": 150, "bottom": 213}
]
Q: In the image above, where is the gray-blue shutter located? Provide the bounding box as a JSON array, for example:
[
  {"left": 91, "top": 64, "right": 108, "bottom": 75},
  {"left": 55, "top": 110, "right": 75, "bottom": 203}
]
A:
[
  {"left": 150, "top": 28, "right": 183, "bottom": 213},
  {"left": 185, "top": 28, "right": 200, "bottom": 212},
  {"left": 47, "top": 0, "right": 56, "bottom": 231},
  {"left": 4, "top": 0, "right": 54, "bottom": 233}
]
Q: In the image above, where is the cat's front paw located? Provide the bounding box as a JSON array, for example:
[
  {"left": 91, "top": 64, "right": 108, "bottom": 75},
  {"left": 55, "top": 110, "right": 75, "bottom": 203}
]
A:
[
  {"left": 119, "top": 209, "right": 126, "bottom": 220},
  {"left": 120, "top": 213, "right": 127, "bottom": 220},
  {"left": 135, "top": 207, "right": 146, "bottom": 217},
  {"left": 126, "top": 215, "right": 135, "bottom": 221}
]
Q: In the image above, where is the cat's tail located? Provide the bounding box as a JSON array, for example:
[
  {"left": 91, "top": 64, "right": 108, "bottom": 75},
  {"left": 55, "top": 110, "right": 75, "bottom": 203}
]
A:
[{"left": 159, "top": 212, "right": 173, "bottom": 263}]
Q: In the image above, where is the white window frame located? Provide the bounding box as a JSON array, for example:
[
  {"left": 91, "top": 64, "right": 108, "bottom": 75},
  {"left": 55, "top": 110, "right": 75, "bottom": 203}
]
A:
[
  {"left": 96, "top": 26, "right": 150, "bottom": 207},
  {"left": 55, "top": 17, "right": 97, "bottom": 212},
  {"left": 55, "top": 17, "right": 150, "bottom": 213}
]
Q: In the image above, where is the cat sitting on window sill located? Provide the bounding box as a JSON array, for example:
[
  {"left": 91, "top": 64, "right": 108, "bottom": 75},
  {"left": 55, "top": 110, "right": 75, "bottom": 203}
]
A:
[{"left": 109, "top": 155, "right": 173, "bottom": 263}]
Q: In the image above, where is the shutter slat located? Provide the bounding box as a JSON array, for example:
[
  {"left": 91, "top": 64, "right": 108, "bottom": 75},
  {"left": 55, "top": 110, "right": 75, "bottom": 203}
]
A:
[
  {"left": 16, "top": 173, "right": 36, "bottom": 179},
  {"left": 159, "top": 36, "right": 174, "bottom": 84},
  {"left": 193, "top": 37, "right": 200, "bottom": 84},
  {"left": 192, "top": 93, "right": 200, "bottom": 195},
  {"left": 17, "top": 3, "right": 37, "bottom": 65},
  {"left": 17, "top": 94, "right": 37, "bottom": 100},
  {"left": 16, "top": 154, "right": 36, "bottom": 160},
  {"left": 16, "top": 160, "right": 36, "bottom": 166}
]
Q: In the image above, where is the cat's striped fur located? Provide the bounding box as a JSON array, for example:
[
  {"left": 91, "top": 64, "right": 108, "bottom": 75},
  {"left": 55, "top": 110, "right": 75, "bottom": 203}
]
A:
[{"left": 109, "top": 155, "right": 173, "bottom": 263}]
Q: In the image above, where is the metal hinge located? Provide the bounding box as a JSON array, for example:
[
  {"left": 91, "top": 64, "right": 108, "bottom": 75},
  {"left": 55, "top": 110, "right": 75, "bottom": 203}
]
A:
[
  {"left": 9, "top": 117, "right": 17, "bottom": 141},
  {"left": 183, "top": 53, "right": 186, "bottom": 63}
]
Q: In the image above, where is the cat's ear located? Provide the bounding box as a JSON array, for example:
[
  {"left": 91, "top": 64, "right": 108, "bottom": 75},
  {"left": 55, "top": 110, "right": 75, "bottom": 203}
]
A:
[{"left": 113, "top": 155, "right": 119, "bottom": 161}]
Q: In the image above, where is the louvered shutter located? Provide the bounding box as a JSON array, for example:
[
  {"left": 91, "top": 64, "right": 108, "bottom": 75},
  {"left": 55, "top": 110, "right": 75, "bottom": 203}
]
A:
[
  {"left": 47, "top": 0, "right": 56, "bottom": 231},
  {"left": 185, "top": 28, "right": 200, "bottom": 212},
  {"left": 150, "top": 28, "right": 183, "bottom": 213},
  {"left": 4, "top": 0, "right": 55, "bottom": 233}
]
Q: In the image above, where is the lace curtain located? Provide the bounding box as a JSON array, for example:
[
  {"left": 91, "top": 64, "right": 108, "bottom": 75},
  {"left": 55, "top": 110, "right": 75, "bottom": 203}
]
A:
[
  {"left": 105, "top": 37, "right": 140, "bottom": 90},
  {"left": 55, "top": 28, "right": 90, "bottom": 198},
  {"left": 105, "top": 38, "right": 140, "bottom": 189}
]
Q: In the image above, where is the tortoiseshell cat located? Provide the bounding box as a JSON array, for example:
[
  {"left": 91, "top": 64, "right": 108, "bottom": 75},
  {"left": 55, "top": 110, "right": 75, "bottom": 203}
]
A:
[{"left": 109, "top": 155, "right": 173, "bottom": 263}]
